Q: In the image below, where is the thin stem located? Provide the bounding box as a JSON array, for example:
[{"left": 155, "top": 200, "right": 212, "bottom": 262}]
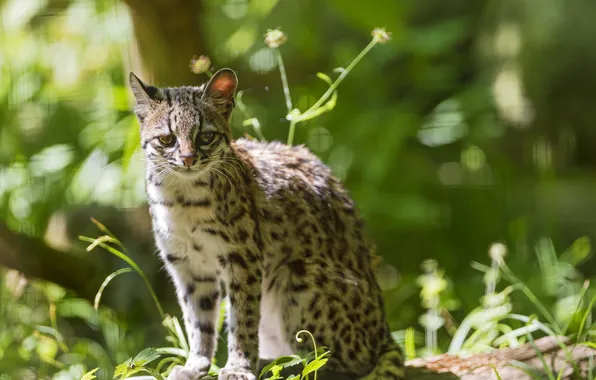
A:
[
  {"left": 298, "top": 38, "right": 378, "bottom": 121},
  {"left": 275, "top": 48, "right": 293, "bottom": 113},
  {"left": 80, "top": 236, "right": 165, "bottom": 319},
  {"left": 500, "top": 262, "right": 559, "bottom": 332},
  {"left": 287, "top": 118, "right": 297, "bottom": 145}
]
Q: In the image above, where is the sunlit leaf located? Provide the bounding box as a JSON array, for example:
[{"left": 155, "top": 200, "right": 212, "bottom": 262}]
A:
[
  {"left": 302, "top": 357, "right": 328, "bottom": 376},
  {"left": 81, "top": 368, "right": 99, "bottom": 380}
]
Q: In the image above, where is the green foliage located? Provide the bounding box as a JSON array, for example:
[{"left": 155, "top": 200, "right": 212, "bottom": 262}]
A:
[{"left": 2, "top": 0, "right": 596, "bottom": 378}]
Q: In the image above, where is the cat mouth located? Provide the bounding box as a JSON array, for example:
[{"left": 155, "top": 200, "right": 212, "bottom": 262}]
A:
[{"left": 171, "top": 166, "right": 201, "bottom": 176}]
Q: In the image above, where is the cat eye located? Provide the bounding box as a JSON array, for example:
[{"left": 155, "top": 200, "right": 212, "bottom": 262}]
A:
[
  {"left": 158, "top": 135, "right": 175, "bottom": 146},
  {"left": 198, "top": 132, "right": 216, "bottom": 145}
]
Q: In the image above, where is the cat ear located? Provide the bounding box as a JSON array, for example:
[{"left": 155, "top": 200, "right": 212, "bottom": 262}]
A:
[
  {"left": 129, "top": 72, "right": 162, "bottom": 106},
  {"left": 202, "top": 68, "right": 238, "bottom": 119}
]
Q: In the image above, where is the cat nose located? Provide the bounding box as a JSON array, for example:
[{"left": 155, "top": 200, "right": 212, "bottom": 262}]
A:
[{"left": 181, "top": 154, "right": 196, "bottom": 167}]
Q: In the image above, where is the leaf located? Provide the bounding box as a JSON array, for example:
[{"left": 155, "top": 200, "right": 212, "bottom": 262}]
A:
[
  {"left": 114, "top": 348, "right": 161, "bottom": 379},
  {"left": 94, "top": 267, "right": 134, "bottom": 310},
  {"left": 81, "top": 368, "right": 99, "bottom": 380},
  {"left": 405, "top": 327, "right": 416, "bottom": 360},
  {"left": 36, "top": 336, "right": 58, "bottom": 363},
  {"left": 259, "top": 362, "right": 278, "bottom": 379},
  {"left": 295, "top": 73, "right": 339, "bottom": 123},
  {"left": 276, "top": 355, "right": 304, "bottom": 368},
  {"left": 79, "top": 234, "right": 165, "bottom": 318},
  {"left": 561, "top": 236, "right": 591, "bottom": 266},
  {"left": 132, "top": 347, "right": 161, "bottom": 366},
  {"left": 301, "top": 358, "right": 328, "bottom": 377},
  {"left": 114, "top": 359, "right": 133, "bottom": 378},
  {"left": 271, "top": 364, "right": 282, "bottom": 376},
  {"left": 578, "top": 295, "right": 596, "bottom": 341},
  {"left": 259, "top": 355, "right": 304, "bottom": 379},
  {"left": 155, "top": 347, "right": 187, "bottom": 357},
  {"left": 303, "top": 347, "right": 330, "bottom": 362}
]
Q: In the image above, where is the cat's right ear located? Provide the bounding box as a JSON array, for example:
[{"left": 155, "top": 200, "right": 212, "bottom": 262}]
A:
[{"left": 129, "top": 72, "right": 162, "bottom": 107}]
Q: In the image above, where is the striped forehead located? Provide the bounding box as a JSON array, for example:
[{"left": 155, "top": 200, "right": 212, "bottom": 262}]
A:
[
  {"left": 163, "top": 87, "right": 204, "bottom": 136},
  {"left": 163, "top": 86, "right": 203, "bottom": 106}
]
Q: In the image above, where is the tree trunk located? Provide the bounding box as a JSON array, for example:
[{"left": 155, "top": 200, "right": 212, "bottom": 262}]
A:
[{"left": 122, "top": 0, "right": 207, "bottom": 86}]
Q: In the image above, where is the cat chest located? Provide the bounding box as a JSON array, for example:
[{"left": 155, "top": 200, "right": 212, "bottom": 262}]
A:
[{"left": 151, "top": 204, "right": 226, "bottom": 261}]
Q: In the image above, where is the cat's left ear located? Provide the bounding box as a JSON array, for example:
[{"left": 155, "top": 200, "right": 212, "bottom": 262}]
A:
[
  {"left": 202, "top": 68, "right": 238, "bottom": 119},
  {"left": 129, "top": 72, "right": 162, "bottom": 106}
]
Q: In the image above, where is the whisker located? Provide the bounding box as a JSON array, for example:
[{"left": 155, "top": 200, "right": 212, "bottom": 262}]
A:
[{"left": 211, "top": 167, "right": 232, "bottom": 189}]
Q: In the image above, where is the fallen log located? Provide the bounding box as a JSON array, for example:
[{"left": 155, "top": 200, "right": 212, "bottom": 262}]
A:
[
  {"left": 128, "top": 337, "right": 595, "bottom": 379},
  {"left": 406, "top": 336, "right": 595, "bottom": 379}
]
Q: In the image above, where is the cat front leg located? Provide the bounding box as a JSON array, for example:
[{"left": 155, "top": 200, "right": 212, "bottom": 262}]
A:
[
  {"left": 219, "top": 249, "right": 262, "bottom": 380},
  {"left": 165, "top": 257, "right": 221, "bottom": 379}
]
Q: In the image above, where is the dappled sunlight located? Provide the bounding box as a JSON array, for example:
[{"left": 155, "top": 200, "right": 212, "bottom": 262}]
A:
[{"left": 1, "top": 0, "right": 595, "bottom": 378}]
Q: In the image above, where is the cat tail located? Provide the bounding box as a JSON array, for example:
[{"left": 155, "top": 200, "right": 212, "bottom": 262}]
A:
[{"left": 361, "top": 340, "right": 406, "bottom": 380}]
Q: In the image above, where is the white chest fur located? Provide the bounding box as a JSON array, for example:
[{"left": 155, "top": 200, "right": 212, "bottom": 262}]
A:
[{"left": 148, "top": 181, "right": 225, "bottom": 281}]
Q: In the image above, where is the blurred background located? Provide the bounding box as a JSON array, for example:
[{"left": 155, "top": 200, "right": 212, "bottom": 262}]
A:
[{"left": 1, "top": 0, "right": 596, "bottom": 378}]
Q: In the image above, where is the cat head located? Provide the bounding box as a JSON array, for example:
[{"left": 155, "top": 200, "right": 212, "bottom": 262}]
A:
[{"left": 129, "top": 69, "right": 238, "bottom": 179}]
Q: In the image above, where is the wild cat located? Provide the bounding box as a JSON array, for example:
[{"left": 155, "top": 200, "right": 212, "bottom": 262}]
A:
[{"left": 129, "top": 68, "right": 405, "bottom": 380}]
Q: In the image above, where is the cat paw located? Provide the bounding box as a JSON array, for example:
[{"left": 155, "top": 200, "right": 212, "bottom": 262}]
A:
[
  {"left": 217, "top": 368, "right": 256, "bottom": 380},
  {"left": 167, "top": 355, "right": 211, "bottom": 380},
  {"left": 167, "top": 365, "right": 207, "bottom": 380}
]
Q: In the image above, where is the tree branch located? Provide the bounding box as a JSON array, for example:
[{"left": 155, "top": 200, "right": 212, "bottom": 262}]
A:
[{"left": 0, "top": 221, "right": 102, "bottom": 300}]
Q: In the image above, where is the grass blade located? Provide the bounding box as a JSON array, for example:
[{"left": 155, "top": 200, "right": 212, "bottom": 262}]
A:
[
  {"left": 80, "top": 235, "right": 164, "bottom": 318},
  {"left": 94, "top": 267, "right": 134, "bottom": 310},
  {"left": 491, "top": 365, "right": 503, "bottom": 380},
  {"left": 577, "top": 293, "right": 596, "bottom": 342},
  {"left": 525, "top": 330, "right": 556, "bottom": 380},
  {"left": 405, "top": 327, "right": 416, "bottom": 360},
  {"left": 500, "top": 262, "right": 560, "bottom": 334}
]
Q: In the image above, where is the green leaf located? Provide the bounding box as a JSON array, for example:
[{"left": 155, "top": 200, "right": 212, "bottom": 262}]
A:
[
  {"left": 114, "top": 348, "right": 161, "bottom": 379},
  {"left": 302, "top": 358, "right": 328, "bottom": 377},
  {"left": 94, "top": 267, "right": 134, "bottom": 310},
  {"left": 81, "top": 368, "right": 99, "bottom": 380},
  {"left": 578, "top": 294, "right": 596, "bottom": 341},
  {"left": 36, "top": 336, "right": 58, "bottom": 363},
  {"left": 316, "top": 72, "right": 333, "bottom": 86},
  {"left": 259, "top": 362, "right": 277, "bottom": 379},
  {"left": 295, "top": 73, "right": 338, "bottom": 123},
  {"left": 561, "top": 236, "right": 591, "bottom": 266},
  {"left": 80, "top": 234, "right": 165, "bottom": 318},
  {"left": 271, "top": 364, "right": 282, "bottom": 376},
  {"left": 114, "top": 359, "right": 133, "bottom": 378},
  {"left": 259, "top": 355, "right": 304, "bottom": 379},
  {"left": 276, "top": 355, "right": 304, "bottom": 368},
  {"left": 155, "top": 347, "right": 187, "bottom": 357},
  {"left": 404, "top": 327, "right": 416, "bottom": 360},
  {"left": 303, "top": 347, "right": 330, "bottom": 362},
  {"left": 132, "top": 347, "right": 161, "bottom": 366}
]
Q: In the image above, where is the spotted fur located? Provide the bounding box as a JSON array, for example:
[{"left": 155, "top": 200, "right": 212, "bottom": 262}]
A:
[{"left": 129, "top": 69, "right": 405, "bottom": 380}]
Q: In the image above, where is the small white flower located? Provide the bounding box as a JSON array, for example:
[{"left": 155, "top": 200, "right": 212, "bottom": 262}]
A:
[
  {"left": 372, "top": 28, "right": 391, "bottom": 44},
  {"left": 265, "top": 28, "right": 287, "bottom": 48},
  {"left": 489, "top": 242, "right": 508, "bottom": 262}
]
